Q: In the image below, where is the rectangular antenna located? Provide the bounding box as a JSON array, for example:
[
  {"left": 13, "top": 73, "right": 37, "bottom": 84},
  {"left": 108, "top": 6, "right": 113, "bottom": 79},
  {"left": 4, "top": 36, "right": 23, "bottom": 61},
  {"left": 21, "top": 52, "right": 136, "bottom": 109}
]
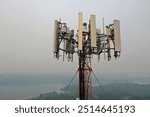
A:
[
  {"left": 114, "top": 20, "right": 121, "bottom": 52},
  {"left": 90, "top": 15, "right": 96, "bottom": 47},
  {"left": 53, "top": 20, "right": 59, "bottom": 53},
  {"left": 78, "top": 12, "right": 83, "bottom": 50}
]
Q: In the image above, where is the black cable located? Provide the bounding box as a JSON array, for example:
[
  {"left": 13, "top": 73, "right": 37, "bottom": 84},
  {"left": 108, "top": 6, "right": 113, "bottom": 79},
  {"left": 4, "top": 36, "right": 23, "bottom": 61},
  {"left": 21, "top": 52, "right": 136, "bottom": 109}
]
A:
[
  {"left": 91, "top": 69, "right": 103, "bottom": 90},
  {"left": 66, "top": 69, "right": 79, "bottom": 89}
]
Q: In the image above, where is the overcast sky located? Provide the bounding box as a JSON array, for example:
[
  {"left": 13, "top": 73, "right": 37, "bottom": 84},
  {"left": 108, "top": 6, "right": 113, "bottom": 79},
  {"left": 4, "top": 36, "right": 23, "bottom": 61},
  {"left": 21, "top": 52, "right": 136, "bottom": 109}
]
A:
[{"left": 0, "top": 0, "right": 150, "bottom": 77}]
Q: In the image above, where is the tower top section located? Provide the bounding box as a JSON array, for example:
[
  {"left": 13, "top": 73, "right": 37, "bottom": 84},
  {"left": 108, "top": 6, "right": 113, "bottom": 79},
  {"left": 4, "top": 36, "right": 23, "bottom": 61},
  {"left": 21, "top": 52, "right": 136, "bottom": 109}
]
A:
[{"left": 53, "top": 12, "right": 121, "bottom": 61}]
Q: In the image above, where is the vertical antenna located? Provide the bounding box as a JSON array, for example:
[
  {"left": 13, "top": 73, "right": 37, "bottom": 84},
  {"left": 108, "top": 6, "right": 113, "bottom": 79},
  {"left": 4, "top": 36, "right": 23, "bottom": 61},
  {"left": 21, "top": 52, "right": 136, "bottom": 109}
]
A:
[
  {"left": 90, "top": 15, "right": 96, "bottom": 47},
  {"left": 78, "top": 12, "right": 83, "bottom": 50}
]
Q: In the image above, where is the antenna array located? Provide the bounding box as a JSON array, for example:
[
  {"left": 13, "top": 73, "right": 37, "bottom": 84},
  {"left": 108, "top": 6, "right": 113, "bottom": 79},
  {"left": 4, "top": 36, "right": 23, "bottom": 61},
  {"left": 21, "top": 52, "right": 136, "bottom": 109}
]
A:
[{"left": 53, "top": 12, "right": 121, "bottom": 100}]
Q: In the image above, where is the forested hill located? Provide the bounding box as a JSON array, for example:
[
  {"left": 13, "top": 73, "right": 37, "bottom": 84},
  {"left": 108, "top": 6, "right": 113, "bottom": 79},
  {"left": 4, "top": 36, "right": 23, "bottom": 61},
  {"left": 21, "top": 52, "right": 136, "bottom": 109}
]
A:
[{"left": 31, "top": 83, "right": 150, "bottom": 100}]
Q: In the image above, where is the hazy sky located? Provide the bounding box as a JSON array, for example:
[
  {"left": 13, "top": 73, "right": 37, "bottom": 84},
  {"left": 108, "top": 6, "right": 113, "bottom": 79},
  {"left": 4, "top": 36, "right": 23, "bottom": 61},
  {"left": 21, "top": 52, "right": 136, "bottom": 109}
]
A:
[{"left": 0, "top": 0, "right": 150, "bottom": 77}]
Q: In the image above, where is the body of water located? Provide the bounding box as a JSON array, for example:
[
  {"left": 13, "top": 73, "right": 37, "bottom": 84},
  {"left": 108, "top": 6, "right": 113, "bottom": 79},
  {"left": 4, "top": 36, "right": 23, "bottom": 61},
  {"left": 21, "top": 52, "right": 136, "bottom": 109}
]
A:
[
  {"left": 0, "top": 74, "right": 68, "bottom": 99},
  {"left": 0, "top": 84, "right": 64, "bottom": 100}
]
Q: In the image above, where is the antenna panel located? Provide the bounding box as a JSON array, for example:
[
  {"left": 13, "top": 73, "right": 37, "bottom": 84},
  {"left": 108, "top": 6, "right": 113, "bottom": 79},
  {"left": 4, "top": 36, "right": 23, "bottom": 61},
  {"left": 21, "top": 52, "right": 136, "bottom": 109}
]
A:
[
  {"left": 90, "top": 15, "right": 96, "bottom": 47},
  {"left": 78, "top": 12, "right": 83, "bottom": 50},
  {"left": 114, "top": 20, "right": 121, "bottom": 52},
  {"left": 53, "top": 20, "right": 59, "bottom": 53}
]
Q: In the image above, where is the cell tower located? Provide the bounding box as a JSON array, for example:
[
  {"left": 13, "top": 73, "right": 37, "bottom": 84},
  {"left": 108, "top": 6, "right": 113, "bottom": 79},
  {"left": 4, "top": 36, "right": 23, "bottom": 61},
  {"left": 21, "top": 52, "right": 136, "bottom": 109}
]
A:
[{"left": 53, "top": 12, "right": 121, "bottom": 100}]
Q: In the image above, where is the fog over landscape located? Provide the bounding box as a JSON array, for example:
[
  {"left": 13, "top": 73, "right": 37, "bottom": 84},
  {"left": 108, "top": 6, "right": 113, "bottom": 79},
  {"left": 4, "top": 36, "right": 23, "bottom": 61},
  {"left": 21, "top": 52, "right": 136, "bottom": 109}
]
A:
[
  {"left": 0, "top": 0, "right": 150, "bottom": 99},
  {"left": 0, "top": 74, "right": 150, "bottom": 100}
]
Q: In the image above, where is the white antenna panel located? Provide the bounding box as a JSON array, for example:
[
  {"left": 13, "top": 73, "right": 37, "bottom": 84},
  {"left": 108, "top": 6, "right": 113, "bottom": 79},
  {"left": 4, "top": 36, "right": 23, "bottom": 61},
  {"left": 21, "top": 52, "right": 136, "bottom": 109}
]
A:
[
  {"left": 53, "top": 20, "right": 59, "bottom": 53},
  {"left": 78, "top": 12, "right": 83, "bottom": 50},
  {"left": 90, "top": 15, "right": 96, "bottom": 47},
  {"left": 114, "top": 20, "right": 121, "bottom": 52}
]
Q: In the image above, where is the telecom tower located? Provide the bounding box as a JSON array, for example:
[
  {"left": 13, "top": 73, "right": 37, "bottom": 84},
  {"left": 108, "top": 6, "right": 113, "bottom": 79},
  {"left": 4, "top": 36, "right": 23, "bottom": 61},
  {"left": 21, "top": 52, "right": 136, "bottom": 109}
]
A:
[{"left": 53, "top": 12, "right": 121, "bottom": 100}]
